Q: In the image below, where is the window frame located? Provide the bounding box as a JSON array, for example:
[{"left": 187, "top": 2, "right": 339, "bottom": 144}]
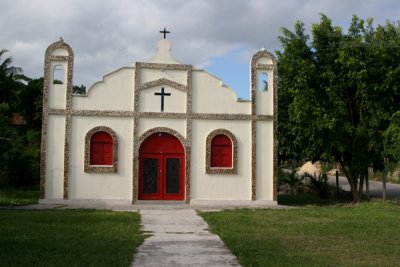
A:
[
  {"left": 206, "top": 129, "right": 237, "bottom": 174},
  {"left": 84, "top": 126, "right": 118, "bottom": 173}
]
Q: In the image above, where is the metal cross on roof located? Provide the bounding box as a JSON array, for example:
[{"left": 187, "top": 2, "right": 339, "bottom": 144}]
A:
[{"left": 160, "top": 27, "right": 170, "bottom": 39}]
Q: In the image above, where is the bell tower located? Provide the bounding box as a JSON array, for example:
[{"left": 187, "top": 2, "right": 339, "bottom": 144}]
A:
[
  {"left": 250, "top": 48, "right": 278, "bottom": 201},
  {"left": 40, "top": 38, "right": 74, "bottom": 200}
]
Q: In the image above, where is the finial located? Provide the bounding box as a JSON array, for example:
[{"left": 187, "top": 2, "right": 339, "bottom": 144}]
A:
[
  {"left": 59, "top": 37, "right": 64, "bottom": 43},
  {"left": 261, "top": 47, "right": 266, "bottom": 52},
  {"left": 159, "top": 27, "right": 170, "bottom": 39}
]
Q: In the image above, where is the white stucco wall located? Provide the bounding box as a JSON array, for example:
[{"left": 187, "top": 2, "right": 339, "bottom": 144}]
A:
[
  {"left": 192, "top": 70, "right": 250, "bottom": 114},
  {"left": 68, "top": 116, "right": 133, "bottom": 200},
  {"left": 51, "top": 48, "right": 69, "bottom": 57},
  {"left": 140, "top": 69, "right": 187, "bottom": 86},
  {"left": 138, "top": 118, "right": 186, "bottom": 138},
  {"left": 139, "top": 86, "right": 186, "bottom": 113},
  {"left": 191, "top": 120, "right": 252, "bottom": 200},
  {"left": 256, "top": 121, "right": 274, "bottom": 200},
  {"left": 45, "top": 116, "right": 65, "bottom": 199},
  {"left": 73, "top": 67, "right": 134, "bottom": 111}
]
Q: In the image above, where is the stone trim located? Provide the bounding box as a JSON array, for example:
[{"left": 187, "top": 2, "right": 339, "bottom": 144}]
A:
[
  {"left": 140, "top": 78, "right": 187, "bottom": 92},
  {"left": 84, "top": 126, "right": 118, "bottom": 173},
  {"left": 71, "top": 110, "right": 135, "bottom": 117},
  {"left": 205, "top": 129, "right": 238, "bottom": 174},
  {"left": 139, "top": 112, "right": 187, "bottom": 119},
  {"left": 185, "top": 65, "right": 193, "bottom": 203},
  {"left": 192, "top": 113, "right": 252, "bottom": 120},
  {"left": 40, "top": 38, "right": 74, "bottom": 199},
  {"left": 138, "top": 62, "right": 192, "bottom": 70},
  {"left": 251, "top": 49, "right": 278, "bottom": 201},
  {"left": 48, "top": 108, "right": 274, "bottom": 121},
  {"left": 132, "top": 63, "right": 140, "bottom": 203}
]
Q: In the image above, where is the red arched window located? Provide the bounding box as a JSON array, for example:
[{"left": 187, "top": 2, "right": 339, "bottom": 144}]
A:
[
  {"left": 211, "top": 134, "right": 232, "bottom": 168},
  {"left": 90, "top": 131, "right": 113, "bottom": 165}
]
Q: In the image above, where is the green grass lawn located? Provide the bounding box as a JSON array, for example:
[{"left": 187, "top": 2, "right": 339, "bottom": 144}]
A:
[
  {"left": 0, "top": 209, "right": 145, "bottom": 267},
  {"left": 201, "top": 202, "right": 400, "bottom": 267},
  {"left": 0, "top": 188, "right": 39, "bottom": 206}
]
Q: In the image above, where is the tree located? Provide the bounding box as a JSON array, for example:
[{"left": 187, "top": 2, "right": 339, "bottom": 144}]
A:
[
  {"left": 277, "top": 15, "right": 400, "bottom": 201},
  {"left": 73, "top": 84, "right": 86, "bottom": 95},
  {"left": 0, "top": 50, "right": 40, "bottom": 188}
]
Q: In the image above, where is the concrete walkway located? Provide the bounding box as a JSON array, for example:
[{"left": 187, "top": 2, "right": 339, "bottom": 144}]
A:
[{"left": 131, "top": 209, "right": 240, "bottom": 267}]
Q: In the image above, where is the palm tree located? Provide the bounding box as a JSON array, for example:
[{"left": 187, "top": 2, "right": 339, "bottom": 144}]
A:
[
  {"left": 0, "top": 49, "right": 22, "bottom": 80},
  {"left": 0, "top": 49, "right": 26, "bottom": 108}
]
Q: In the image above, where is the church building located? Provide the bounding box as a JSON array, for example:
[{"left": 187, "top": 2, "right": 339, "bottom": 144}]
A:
[{"left": 39, "top": 30, "right": 278, "bottom": 205}]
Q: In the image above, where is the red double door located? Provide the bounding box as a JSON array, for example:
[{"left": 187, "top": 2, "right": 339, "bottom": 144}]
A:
[{"left": 139, "top": 133, "right": 185, "bottom": 200}]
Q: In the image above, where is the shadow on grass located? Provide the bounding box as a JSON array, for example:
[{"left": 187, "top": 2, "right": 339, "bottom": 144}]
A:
[
  {"left": 277, "top": 191, "right": 354, "bottom": 206},
  {"left": 0, "top": 188, "right": 39, "bottom": 207}
]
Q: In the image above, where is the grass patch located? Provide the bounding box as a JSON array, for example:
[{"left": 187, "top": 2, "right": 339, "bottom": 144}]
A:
[
  {"left": 0, "top": 188, "right": 39, "bottom": 206},
  {"left": 0, "top": 209, "right": 145, "bottom": 267},
  {"left": 200, "top": 201, "right": 400, "bottom": 267}
]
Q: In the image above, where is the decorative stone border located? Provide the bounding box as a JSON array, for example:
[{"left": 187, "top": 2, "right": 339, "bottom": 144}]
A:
[
  {"left": 84, "top": 126, "right": 118, "bottom": 173},
  {"left": 140, "top": 78, "right": 188, "bottom": 92},
  {"left": 205, "top": 129, "right": 238, "bottom": 174}
]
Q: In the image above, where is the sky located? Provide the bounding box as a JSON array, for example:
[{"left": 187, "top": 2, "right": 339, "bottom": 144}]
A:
[{"left": 1, "top": 0, "right": 399, "bottom": 99}]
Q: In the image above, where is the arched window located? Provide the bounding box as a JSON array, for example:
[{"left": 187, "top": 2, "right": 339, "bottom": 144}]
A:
[
  {"left": 53, "top": 65, "right": 65, "bottom": 84},
  {"left": 84, "top": 126, "right": 118, "bottom": 173},
  {"left": 211, "top": 135, "right": 232, "bottom": 168},
  {"left": 206, "top": 129, "right": 237, "bottom": 174},
  {"left": 90, "top": 132, "right": 113, "bottom": 165}
]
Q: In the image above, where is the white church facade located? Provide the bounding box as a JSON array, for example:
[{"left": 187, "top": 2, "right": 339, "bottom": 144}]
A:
[{"left": 39, "top": 32, "right": 278, "bottom": 205}]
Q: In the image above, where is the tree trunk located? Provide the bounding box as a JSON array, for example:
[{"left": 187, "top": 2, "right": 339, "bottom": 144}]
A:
[
  {"left": 383, "top": 169, "right": 387, "bottom": 201},
  {"left": 383, "top": 157, "right": 388, "bottom": 201},
  {"left": 358, "top": 172, "right": 364, "bottom": 199},
  {"left": 365, "top": 170, "right": 370, "bottom": 200},
  {"left": 339, "top": 159, "right": 360, "bottom": 202}
]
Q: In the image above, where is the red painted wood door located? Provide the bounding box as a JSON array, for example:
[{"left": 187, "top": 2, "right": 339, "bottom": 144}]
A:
[{"left": 139, "top": 133, "right": 185, "bottom": 200}]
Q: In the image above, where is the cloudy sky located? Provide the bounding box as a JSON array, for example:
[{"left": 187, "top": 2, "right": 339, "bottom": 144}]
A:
[{"left": 1, "top": 0, "right": 399, "bottom": 99}]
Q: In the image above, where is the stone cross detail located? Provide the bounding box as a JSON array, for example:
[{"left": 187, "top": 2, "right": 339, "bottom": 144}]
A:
[
  {"left": 154, "top": 87, "right": 171, "bottom": 112},
  {"left": 160, "top": 27, "right": 170, "bottom": 39}
]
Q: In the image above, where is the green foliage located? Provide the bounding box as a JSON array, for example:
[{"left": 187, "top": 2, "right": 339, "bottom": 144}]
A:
[
  {"left": 73, "top": 84, "right": 86, "bottom": 94},
  {"left": 19, "top": 78, "right": 43, "bottom": 130},
  {"left": 303, "top": 172, "right": 331, "bottom": 198},
  {"left": 201, "top": 202, "right": 400, "bottom": 267},
  {"left": 383, "top": 111, "right": 400, "bottom": 161},
  {"left": 278, "top": 15, "right": 400, "bottom": 201},
  {"left": 278, "top": 169, "right": 304, "bottom": 194},
  {"left": 0, "top": 48, "right": 89, "bottom": 188},
  {"left": 0, "top": 50, "right": 41, "bottom": 188},
  {"left": 0, "top": 210, "right": 145, "bottom": 267}
]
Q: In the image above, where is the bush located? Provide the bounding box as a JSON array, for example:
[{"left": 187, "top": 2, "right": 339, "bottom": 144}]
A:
[
  {"left": 303, "top": 172, "right": 332, "bottom": 199},
  {"left": 278, "top": 169, "right": 304, "bottom": 194}
]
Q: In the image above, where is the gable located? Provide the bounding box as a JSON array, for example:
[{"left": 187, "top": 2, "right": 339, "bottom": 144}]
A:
[
  {"left": 192, "top": 70, "right": 250, "bottom": 114},
  {"left": 72, "top": 67, "right": 134, "bottom": 111}
]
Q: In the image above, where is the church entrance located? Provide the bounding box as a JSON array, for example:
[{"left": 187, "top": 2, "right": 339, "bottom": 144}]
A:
[{"left": 139, "top": 133, "right": 185, "bottom": 200}]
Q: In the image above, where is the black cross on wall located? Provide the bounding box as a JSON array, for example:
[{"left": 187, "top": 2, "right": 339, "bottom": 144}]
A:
[
  {"left": 154, "top": 87, "right": 171, "bottom": 112},
  {"left": 160, "top": 27, "right": 170, "bottom": 39}
]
